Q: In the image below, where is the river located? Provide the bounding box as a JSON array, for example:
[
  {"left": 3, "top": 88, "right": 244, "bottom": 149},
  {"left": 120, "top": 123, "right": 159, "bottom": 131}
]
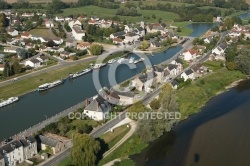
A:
[
  {"left": 0, "top": 22, "right": 216, "bottom": 141},
  {"left": 132, "top": 79, "right": 250, "bottom": 166}
]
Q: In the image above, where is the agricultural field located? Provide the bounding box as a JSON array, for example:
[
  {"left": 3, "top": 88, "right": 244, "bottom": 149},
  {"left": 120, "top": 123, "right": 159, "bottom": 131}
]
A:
[
  {"left": 121, "top": 0, "right": 193, "bottom": 7},
  {"left": 6, "top": 0, "right": 77, "bottom": 3},
  {"left": 62, "top": 6, "right": 179, "bottom": 23}
]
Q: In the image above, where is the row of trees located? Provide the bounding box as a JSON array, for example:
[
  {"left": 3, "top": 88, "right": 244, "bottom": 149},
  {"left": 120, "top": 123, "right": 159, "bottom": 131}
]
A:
[
  {"left": 3, "top": 61, "right": 23, "bottom": 77},
  {"left": 116, "top": 7, "right": 141, "bottom": 16}
]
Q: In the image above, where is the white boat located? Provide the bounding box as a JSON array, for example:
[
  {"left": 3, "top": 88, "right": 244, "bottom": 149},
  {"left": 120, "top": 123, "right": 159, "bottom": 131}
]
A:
[
  {"left": 0, "top": 97, "right": 19, "bottom": 108},
  {"left": 93, "top": 63, "right": 106, "bottom": 69},
  {"left": 134, "top": 58, "right": 144, "bottom": 64},
  {"left": 129, "top": 57, "right": 135, "bottom": 64},
  {"left": 71, "top": 68, "right": 92, "bottom": 79},
  {"left": 108, "top": 59, "right": 117, "bottom": 64},
  {"left": 117, "top": 58, "right": 125, "bottom": 64},
  {"left": 134, "top": 60, "right": 139, "bottom": 64},
  {"left": 38, "top": 79, "right": 65, "bottom": 91}
]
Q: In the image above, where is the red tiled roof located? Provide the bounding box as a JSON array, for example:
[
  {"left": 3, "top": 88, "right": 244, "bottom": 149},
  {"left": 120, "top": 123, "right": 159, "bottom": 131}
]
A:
[
  {"left": 113, "top": 38, "right": 122, "bottom": 42},
  {"left": 21, "top": 32, "right": 31, "bottom": 37},
  {"left": 187, "top": 49, "right": 199, "bottom": 55}
]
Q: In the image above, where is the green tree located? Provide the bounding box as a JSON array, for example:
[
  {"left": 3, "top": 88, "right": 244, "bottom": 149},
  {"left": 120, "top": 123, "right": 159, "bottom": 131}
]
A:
[
  {"left": 235, "top": 48, "right": 250, "bottom": 75},
  {"left": 140, "top": 40, "right": 149, "bottom": 50},
  {"left": 89, "top": 44, "right": 104, "bottom": 55},
  {"left": 71, "top": 133, "right": 100, "bottom": 166},
  {"left": 3, "top": 61, "right": 11, "bottom": 77},
  {"left": 149, "top": 98, "right": 161, "bottom": 110},
  {"left": 12, "top": 61, "right": 22, "bottom": 74}
]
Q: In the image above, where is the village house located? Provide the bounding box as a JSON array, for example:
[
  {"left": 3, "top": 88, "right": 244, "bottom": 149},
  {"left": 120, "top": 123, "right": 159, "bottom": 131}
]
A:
[
  {"left": 20, "top": 32, "right": 32, "bottom": 39},
  {"left": 88, "top": 19, "right": 98, "bottom": 25},
  {"left": 60, "top": 51, "right": 73, "bottom": 59},
  {"left": 170, "top": 58, "right": 183, "bottom": 70},
  {"left": 21, "top": 12, "right": 34, "bottom": 17},
  {"left": 84, "top": 95, "right": 111, "bottom": 121},
  {"left": 19, "top": 136, "right": 37, "bottom": 160},
  {"left": 25, "top": 43, "right": 35, "bottom": 49},
  {"left": 170, "top": 80, "right": 179, "bottom": 89},
  {"left": 39, "top": 37, "right": 50, "bottom": 43},
  {"left": 131, "top": 70, "right": 157, "bottom": 93},
  {"left": 191, "top": 64, "right": 206, "bottom": 78},
  {"left": 38, "top": 133, "right": 71, "bottom": 155},
  {"left": 113, "top": 38, "right": 123, "bottom": 44},
  {"left": 77, "top": 42, "right": 90, "bottom": 50},
  {"left": 0, "top": 64, "right": 4, "bottom": 71},
  {"left": 181, "top": 69, "right": 195, "bottom": 81},
  {"left": 166, "top": 64, "right": 179, "bottom": 76},
  {"left": 7, "top": 29, "right": 18, "bottom": 36},
  {"left": 182, "top": 49, "right": 200, "bottom": 61},
  {"left": 72, "top": 26, "right": 85, "bottom": 41},
  {"left": 52, "top": 38, "right": 64, "bottom": 45},
  {"left": 146, "top": 23, "right": 166, "bottom": 34},
  {"left": 69, "top": 20, "right": 82, "bottom": 28},
  {"left": 99, "top": 21, "right": 111, "bottom": 28},
  {"left": 212, "top": 43, "right": 227, "bottom": 56},
  {"left": 36, "top": 54, "right": 49, "bottom": 63},
  {"left": 109, "top": 89, "right": 135, "bottom": 106},
  {"left": 0, "top": 140, "right": 24, "bottom": 166},
  {"left": 124, "top": 33, "right": 140, "bottom": 44},
  {"left": 25, "top": 59, "right": 41, "bottom": 68},
  {"left": 154, "top": 66, "right": 169, "bottom": 83},
  {"left": 55, "top": 16, "right": 64, "bottom": 22},
  {"left": 45, "top": 20, "right": 54, "bottom": 28},
  {"left": 47, "top": 47, "right": 64, "bottom": 53},
  {"left": 110, "top": 31, "right": 126, "bottom": 39},
  {"left": 3, "top": 47, "right": 17, "bottom": 53},
  {"left": 150, "top": 40, "right": 160, "bottom": 48}
]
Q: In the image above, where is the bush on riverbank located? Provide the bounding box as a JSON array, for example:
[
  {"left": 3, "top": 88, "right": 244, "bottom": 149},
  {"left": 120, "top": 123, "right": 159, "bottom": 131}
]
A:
[{"left": 177, "top": 68, "right": 245, "bottom": 118}]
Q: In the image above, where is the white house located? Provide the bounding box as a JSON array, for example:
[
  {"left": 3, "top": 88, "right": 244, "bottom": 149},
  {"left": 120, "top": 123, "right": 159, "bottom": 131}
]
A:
[
  {"left": 21, "top": 12, "right": 34, "bottom": 17},
  {"left": 4, "top": 47, "right": 17, "bottom": 53},
  {"left": 0, "top": 140, "right": 24, "bottom": 166},
  {"left": 181, "top": 69, "right": 195, "bottom": 81},
  {"left": 36, "top": 55, "right": 49, "bottom": 63},
  {"left": 182, "top": 49, "right": 199, "bottom": 61},
  {"left": 7, "top": 29, "right": 18, "bottom": 36},
  {"left": 52, "top": 38, "right": 64, "bottom": 45},
  {"left": 124, "top": 33, "right": 140, "bottom": 44},
  {"left": 146, "top": 23, "right": 166, "bottom": 34},
  {"left": 69, "top": 20, "right": 81, "bottom": 28},
  {"left": 55, "top": 16, "right": 64, "bottom": 22},
  {"left": 84, "top": 95, "right": 111, "bottom": 121},
  {"left": 20, "top": 32, "right": 32, "bottom": 39},
  {"left": 25, "top": 59, "right": 41, "bottom": 68},
  {"left": 19, "top": 136, "right": 38, "bottom": 160},
  {"left": 45, "top": 20, "right": 54, "bottom": 28},
  {"left": 72, "top": 26, "right": 85, "bottom": 41},
  {"left": 77, "top": 42, "right": 90, "bottom": 50},
  {"left": 131, "top": 70, "right": 157, "bottom": 93},
  {"left": 212, "top": 43, "right": 227, "bottom": 56},
  {"left": 110, "top": 31, "right": 126, "bottom": 39},
  {"left": 0, "top": 64, "right": 4, "bottom": 71}
]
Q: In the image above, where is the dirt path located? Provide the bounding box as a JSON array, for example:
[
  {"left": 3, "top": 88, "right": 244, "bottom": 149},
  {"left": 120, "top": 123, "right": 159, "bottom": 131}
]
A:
[{"left": 103, "top": 120, "right": 137, "bottom": 158}]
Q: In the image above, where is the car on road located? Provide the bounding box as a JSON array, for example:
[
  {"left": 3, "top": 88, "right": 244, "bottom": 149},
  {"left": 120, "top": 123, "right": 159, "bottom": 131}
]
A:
[{"left": 12, "top": 78, "right": 18, "bottom": 82}]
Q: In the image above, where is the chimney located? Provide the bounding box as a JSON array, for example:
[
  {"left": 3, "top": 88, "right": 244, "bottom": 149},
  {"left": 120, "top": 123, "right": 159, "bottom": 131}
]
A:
[{"left": 85, "top": 98, "right": 89, "bottom": 107}]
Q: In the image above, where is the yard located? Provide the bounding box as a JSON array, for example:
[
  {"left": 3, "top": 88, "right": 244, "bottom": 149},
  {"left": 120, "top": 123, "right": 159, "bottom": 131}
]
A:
[{"left": 29, "top": 28, "right": 55, "bottom": 38}]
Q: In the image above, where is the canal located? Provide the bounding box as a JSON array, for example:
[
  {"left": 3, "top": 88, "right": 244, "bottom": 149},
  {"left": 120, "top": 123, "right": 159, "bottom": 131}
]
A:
[{"left": 0, "top": 23, "right": 216, "bottom": 141}]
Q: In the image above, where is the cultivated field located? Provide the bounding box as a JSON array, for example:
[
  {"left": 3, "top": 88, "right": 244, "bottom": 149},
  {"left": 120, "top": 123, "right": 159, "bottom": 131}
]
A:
[{"left": 62, "top": 6, "right": 179, "bottom": 23}]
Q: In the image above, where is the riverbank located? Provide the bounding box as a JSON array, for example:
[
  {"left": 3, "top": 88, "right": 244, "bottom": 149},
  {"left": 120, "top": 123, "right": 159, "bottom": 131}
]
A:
[
  {"left": 98, "top": 66, "right": 246, "bottom": 165},
  {"left": 0, "top": 52, "right": 128, "bottom": 100}
]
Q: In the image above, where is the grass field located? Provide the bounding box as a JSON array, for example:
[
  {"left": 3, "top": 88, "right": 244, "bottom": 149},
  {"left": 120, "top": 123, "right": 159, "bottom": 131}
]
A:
[
  {"left": 121, "top": 0, "right": 193, "bottom": 7},
  {"left": 62, "top": 6, "right": 179, "bottom": 23},
  {"left": 29, "top": 28, "right": 55, "bottom": 38},
  {"left": 98, "top": 134, "right": 147, "bottom": 166},
  {"left": 177, "top": 64, "right": 246, "bottom": 118},
  {"left": 0, "top": 61, "right": 94, "bottom": 100},
  {"left": 172, "top": 21, "right": 193, "bottom": 36}
]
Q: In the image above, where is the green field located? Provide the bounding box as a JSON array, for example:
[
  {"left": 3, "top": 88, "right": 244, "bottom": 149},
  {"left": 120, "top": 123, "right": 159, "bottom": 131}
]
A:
[
  {"left": 62, "top": 6, "right": 179, "bottom": 23},
  {"left": 172, "top": 21, "right": 193, "bottom": 36},
  {"left": 121, "top": 0, "right": 193, "bottom": 7}
]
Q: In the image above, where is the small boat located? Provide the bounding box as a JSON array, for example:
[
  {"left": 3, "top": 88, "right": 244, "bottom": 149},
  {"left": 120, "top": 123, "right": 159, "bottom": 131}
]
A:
[
  {"left": 71, "top": 68, "right": 92, "bottom": 79},
  {"left": 134, "top": 58, "right": 144, "bottom": 64},
  {"left": 134, "top": 60, "right": 139, "bottom": 64},
  {"left": 0, "top": 97, "right": 19, "bottom": 108},
  {"left": 117, "top": 58, "right": 125, "bottom": 64},
  {"left": 129, "top": 57, "right": 135, "bottom": 64},
  {"left": 38, "top": 79, "right": 65, "bottom": 91},
  {"left": 93, "top": 63, "right": 106, "bottom": 69},
  {"left": 108, "top": 59, "right": 116, "bottom": 64}
]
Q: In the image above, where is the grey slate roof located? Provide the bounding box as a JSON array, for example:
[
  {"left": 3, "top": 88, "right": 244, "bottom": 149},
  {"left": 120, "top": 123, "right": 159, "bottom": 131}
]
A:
[
  {"left": 185, "top": 69, "right": 193, "bottom": 75},
  {"left": 218, "top": 43, "right": 227, "bottom": 50},
  {"left": 137, "top": 27, "right": 144, "bottom": 31},
  {"left": 154, "top": 66, "right": 164, "bottom": 72},
  {"left": 38, "top": 135, "right": 58, "bottom": 147},
  {"left": 138, "top": 71, "right": 157, "bottom": 83},
  {"left": 30, "top": 59, "right": 40, "bottom": 64},
  {"left": 110, "top": 88, "right": 134, "bottom": 98},
  {"left": 20, "top": 136, "right": 36, "bottom": 147},
  {"left": 0, "top": 140, "right": 23, "bottom": 154},
  {"left": 168, "top": 64, "right": 178, "bottom": 70},
  {"left": 171, "top": 80, "right": 178, "bottom": 87},
  {"left": 151, "top": 40, "right": 160, "bottom": 47},
  {"left": 112, "top": 31, "right": 126, "bottom": 37},
  {"left": 85, "top": 95, "right": 109, "bottom": 112}
]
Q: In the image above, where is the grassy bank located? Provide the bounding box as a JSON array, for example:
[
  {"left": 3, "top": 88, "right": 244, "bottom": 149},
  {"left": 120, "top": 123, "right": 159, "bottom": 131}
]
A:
[
  {"left": 98, "top": 134, "right": 147, "bottom": 166},
  {"left": 172, "top": 21, "right": 193, "bottom": 36},
  {"left": 0, "top": 62, "right": 92, "bottom": 100},
  {"left": 177, "top": 67, "right": 246, "bottom": 118}
]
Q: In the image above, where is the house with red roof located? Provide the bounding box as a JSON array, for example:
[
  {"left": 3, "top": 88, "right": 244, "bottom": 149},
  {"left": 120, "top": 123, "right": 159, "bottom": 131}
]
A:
[
  {"left": 20, "top": 32, "right": 32, "bottom": 39},
  {"left": 182, "top": 49, "right": 200, "bottom": 61},
  {"left": 113, "top": 38, "right": 123, "bottom": 44}
]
